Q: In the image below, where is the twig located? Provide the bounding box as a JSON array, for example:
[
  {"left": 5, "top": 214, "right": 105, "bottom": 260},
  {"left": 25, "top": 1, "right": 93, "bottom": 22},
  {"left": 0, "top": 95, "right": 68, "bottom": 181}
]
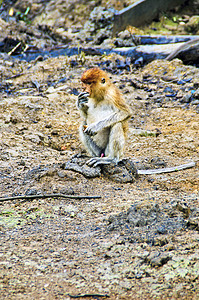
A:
[
  {"left": 0, "top": 194, "right": 101, "bottom": 203},
  {"left": 32, "top": 80, "right": 41, "bottom": 91},
  {"left": 8, "top": 42, "right": 21, "bottom": 56},
  {"left": 6, "top": 72, "right": 26, "bottom": 79},
  {"left": 68, "top": 293, "right": 109, "bottom": 298}
]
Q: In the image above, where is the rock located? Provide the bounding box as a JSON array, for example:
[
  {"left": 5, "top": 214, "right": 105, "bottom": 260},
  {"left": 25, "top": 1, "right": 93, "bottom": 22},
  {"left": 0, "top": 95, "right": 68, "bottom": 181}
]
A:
[
  {"left": 94, "top": 28, "right": 112, "bottom": 45},
  {"left": 52, "top": 185, "right": 74, "bottom": 195},
  {"left": 117, "top": 29, "right": 132, "bottom": 40},
  {"left": 151, "top": 157, "right": 166, "bottom": 167},
  {"left": 192, "top": 100, "right": 199, "bottom": 105},
  {"left": 64, "top": 156, "right": 101, "bottom": 178},
  {"left": 156, "top": 225, "right": 168, "bottom": 234},
  {"left": 185, "top": 16, "right": 199, "bottom": 34},
  {"left": 63, "top": 156, "right": 138, "bottom": 182},
  {"left": 175, "top": 201, "right": 190, "bottom": 218},
  {"left": 147, "top": 252, "right": 171, "bottom": 267},
  {"left": 24, "top": 164, "right": 58, "bottom": 181},
  {"left": 79, "top": 6, "right": 114, "bottom": 45},
  {"left": 137, "top": 251, "right": 150, "bottom": 260},
  {"left": 181, "top": 93, "right": 192, "bottom": 103},
  {"left": 102, "top": 158, "right": 138, "bottom": 183},
  {"left": 24, "top": 133, "right": 43, "bottom": 144},
  {"left": 106, "top": 201, "right": 189, "bottom": 243},
  {"left": 89, "top": 6, "right": 114, "bottom": 30},
  {"left": 114, "top": 30, "right": 136, "bottom": 47},
  {"left": 193, "top": 88, "right": 199, "bottom": 99},
  {"left": 25, "top": 188, "right": 38, "bottom": 195}
]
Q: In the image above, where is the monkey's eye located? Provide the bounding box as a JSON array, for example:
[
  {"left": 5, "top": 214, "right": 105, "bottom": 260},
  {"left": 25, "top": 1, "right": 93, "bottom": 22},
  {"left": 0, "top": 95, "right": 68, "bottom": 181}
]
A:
[{"left": 101, "top": 78, "right": 106, "bottom": 84}]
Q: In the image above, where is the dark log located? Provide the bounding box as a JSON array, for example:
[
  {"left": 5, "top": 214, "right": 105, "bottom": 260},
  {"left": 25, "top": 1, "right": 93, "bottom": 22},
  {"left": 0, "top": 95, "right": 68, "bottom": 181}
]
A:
[
  {"left": 113, "top": 0, "right": 186, "bottom": 35},
  {"left": 14, "top": 37, "right": 199, "bottom": 65},
  {"left": 135, "top": 35, "right": 199, "bottom": 45},
  {"left": 111, "top": 42, "right": 185, "bottom": 61},
  {"left": 15, "top": 43, "right": 182, "bottom": 63},
  {"left": 0, "top": 194, "right": 101, "bottom": 203}
]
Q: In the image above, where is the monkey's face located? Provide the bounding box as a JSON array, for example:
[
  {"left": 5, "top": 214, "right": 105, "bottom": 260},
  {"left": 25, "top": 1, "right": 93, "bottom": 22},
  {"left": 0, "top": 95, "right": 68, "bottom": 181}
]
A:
[
  {"left": 82, "top": 78, "right": 109, "bottom": 101},
  {"left": 81, "top": 68, "right": 111, "bottom": 101}
]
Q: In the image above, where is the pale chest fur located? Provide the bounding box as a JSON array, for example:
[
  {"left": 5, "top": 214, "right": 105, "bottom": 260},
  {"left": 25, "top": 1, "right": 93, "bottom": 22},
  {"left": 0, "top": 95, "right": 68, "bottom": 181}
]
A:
[{"left": 86, "top": 98, "right": 116, "bottom": 125}]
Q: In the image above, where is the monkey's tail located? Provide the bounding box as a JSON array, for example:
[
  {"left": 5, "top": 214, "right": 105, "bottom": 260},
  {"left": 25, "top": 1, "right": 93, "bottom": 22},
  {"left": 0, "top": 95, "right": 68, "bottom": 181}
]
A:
[{"left": 137, "top": 161, "right": 196, "bottom": 175}]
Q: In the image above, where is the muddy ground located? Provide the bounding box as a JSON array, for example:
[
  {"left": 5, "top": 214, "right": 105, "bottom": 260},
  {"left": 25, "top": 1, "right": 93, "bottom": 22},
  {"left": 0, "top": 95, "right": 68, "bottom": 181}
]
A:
[{"left": 0, "top": 1, "right": 199, "bottom": 300}]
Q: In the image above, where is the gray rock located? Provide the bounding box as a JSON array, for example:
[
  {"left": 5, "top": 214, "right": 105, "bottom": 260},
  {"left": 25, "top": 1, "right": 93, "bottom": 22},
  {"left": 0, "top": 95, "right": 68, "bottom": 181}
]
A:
[{"left": 147, "top": 252, "right": 171, "bottom": 267}]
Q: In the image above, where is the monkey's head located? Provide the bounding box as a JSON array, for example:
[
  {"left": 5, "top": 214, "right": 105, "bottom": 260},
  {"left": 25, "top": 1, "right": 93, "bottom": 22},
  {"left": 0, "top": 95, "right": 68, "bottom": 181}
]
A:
[{"left": 81, "top": 68, "right": 111, "bottom": 101}]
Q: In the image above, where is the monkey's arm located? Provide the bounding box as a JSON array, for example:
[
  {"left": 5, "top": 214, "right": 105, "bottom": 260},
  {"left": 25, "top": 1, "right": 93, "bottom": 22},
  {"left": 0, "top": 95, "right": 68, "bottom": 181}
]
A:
[{"left": 84, "top": 110, "right": 131, "bottom": 136}]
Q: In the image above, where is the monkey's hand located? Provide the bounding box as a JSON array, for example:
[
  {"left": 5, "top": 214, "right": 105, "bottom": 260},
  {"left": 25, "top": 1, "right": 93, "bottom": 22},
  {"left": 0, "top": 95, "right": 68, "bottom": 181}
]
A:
[
  {"left": 83, "top": 123, "right": 99, "bottom": 136},
  {"left": 77, "top": 92, "right": 89, "bottom": 110}
]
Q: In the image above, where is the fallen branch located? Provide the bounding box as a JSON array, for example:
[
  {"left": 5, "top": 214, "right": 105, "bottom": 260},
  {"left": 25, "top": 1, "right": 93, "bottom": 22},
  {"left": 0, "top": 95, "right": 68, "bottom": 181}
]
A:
[
  {"left": 0, "top": 194, "right": 101, "bottom": 203},
  {"left": 15, "top": 39, "right": 199, "bottom": 65},
  {"left": 8, "top": 42, "right": 21, "bottom": 56},
  {"left": 6, "top": 72, "right": 26, "bottom": 79},
  {"left": 135, "top": 35, "right": 199, "bottom": 45},
  {"left": 166, "top": 38, "right": 199, "bottom": 62},
  {"left": 68, "top": 293, "right": 109, "bottom": 298}
]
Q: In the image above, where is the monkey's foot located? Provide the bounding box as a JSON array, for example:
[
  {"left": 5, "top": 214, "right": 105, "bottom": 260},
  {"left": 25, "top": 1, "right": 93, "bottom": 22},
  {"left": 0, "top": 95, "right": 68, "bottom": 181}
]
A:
[
  {"left": 87, "top": 157, "right": 116, "bottom": 167},
  {"left": 64, "top": 155, "right": 137, "bottom": 183}
]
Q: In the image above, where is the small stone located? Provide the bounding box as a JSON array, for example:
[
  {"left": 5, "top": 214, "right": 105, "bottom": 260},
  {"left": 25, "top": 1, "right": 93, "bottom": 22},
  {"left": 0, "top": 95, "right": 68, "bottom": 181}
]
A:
[
  {"left": 181, "top": 93, "right": 192, "bottom": 103},
  {"left": 192, "top": 100, "right": 199, "bottom": 105},
  {"left": 157, "top": 226, "right": 167, "bottom": 234},
  {"left": 185, "top": 15, "right": 199, "bottom": 33},
  {"left": 25, "top": 188, "right": 38, "bottom": 195},
  {"left": 193, "top": 88, "right": 199, "bottom": 99},
  {"left": 147, "top": 252, "right": 171, "bottom": 267}
]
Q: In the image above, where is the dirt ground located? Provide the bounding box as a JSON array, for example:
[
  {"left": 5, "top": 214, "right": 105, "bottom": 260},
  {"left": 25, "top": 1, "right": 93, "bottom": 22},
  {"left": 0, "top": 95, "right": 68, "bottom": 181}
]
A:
[{"left": 0, "top": 1, "right": 199, "bottom": 300}]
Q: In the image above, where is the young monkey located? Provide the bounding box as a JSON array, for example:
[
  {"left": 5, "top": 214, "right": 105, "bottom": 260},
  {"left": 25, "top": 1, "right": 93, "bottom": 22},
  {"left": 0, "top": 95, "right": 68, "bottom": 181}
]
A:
[
  {"left": 77, "top": 68, "right": 196, "bottom": 174},
  {"left": 77, "top": 67, "right": 132, "bottom": 167}
]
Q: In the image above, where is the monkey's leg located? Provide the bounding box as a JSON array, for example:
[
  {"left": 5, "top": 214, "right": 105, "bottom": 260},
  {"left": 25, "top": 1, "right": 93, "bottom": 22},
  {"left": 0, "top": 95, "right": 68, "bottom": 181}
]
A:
[
  {"left": 87, "top": 157, "right": 116, "bottom": 167},
  {"left": 106, "top": 122, "right": 125, "bottom": 160},
  {"left": 87, "top": 123, "right": 125, "bottom": 167}
]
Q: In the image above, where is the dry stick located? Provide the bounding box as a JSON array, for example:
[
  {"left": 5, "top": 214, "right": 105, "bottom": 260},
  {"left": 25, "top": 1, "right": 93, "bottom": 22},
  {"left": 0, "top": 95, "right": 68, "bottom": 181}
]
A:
[
  {"left": 68, "top": 293, "right": 109, "bottom": 298},
  {"left": 8, "top": 42, "right": 21, "bottom": 56},
  {"left": 0, "top": 194, "right": 101, "bottom": 203}
]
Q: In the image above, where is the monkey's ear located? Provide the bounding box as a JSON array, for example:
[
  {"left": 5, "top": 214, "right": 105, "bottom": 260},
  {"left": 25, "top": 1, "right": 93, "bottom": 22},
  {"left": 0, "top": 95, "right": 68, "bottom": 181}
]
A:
[{"left": 101, "top": 78, "right": 106, "bottom": 84}]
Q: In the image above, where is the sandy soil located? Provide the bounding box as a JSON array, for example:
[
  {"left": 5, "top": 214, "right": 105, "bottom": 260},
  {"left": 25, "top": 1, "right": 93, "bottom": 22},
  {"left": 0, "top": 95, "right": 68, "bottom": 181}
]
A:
[{"left": 0, "top": 53, "right": 198, "bottom": 300}]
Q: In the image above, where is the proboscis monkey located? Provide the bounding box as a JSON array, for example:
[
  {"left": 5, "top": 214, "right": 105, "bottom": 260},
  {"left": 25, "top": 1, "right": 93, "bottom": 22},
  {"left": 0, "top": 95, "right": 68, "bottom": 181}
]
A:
[
  {"left": 77, "top": 67, "right": 132, "bottom": 167},
  {"left": 77, "top": 68, "right": 196, "bottom": 174}
]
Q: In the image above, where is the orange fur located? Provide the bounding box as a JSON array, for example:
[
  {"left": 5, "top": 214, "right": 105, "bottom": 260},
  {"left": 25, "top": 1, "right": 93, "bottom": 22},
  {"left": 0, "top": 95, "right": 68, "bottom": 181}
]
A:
[
  {"left": 78, "top": 68, "right": 132, "bottom": 164},
  {"left": 81, "top": 68, "right": 109, "bottom": 84}
]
